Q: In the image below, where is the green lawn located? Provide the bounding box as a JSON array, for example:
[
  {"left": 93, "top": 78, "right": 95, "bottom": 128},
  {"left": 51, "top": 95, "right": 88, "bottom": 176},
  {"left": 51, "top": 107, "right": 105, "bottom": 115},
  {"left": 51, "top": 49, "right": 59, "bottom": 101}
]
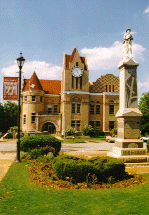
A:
[
  {"left": 62, "top": 137, "right": 106, "bottom": 143},
  {"left": 0, "top": 161, "right": 149, "bottom": 214}
]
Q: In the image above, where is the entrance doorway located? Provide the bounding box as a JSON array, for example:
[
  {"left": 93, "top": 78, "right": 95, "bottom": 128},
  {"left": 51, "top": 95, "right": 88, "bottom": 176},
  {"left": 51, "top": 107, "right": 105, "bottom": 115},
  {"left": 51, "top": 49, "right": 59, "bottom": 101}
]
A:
[{"left": 42, "top": 122, "right": 56, "bottom": 134}]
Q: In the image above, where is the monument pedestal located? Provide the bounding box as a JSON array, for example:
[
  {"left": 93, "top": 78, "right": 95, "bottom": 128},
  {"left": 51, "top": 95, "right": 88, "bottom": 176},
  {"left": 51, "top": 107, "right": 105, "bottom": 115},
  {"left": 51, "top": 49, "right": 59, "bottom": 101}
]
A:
[{"left": 108, "top": 146, "right": 147, "bottom": 163}]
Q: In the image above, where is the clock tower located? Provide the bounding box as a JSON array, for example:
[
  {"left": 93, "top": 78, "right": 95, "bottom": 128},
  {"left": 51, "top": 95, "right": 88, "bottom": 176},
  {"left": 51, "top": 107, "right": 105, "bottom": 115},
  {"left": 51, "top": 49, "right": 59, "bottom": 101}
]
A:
[{"left": 61, "top": 48, "right": 89, "bottom": 135}]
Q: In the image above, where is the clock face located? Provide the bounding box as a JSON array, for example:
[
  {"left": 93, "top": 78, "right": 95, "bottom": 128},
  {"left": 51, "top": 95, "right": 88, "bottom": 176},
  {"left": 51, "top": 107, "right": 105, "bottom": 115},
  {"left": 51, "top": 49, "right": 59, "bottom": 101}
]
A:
[{"left": 71, "top": 66, "right": 83, "bottom": 78}]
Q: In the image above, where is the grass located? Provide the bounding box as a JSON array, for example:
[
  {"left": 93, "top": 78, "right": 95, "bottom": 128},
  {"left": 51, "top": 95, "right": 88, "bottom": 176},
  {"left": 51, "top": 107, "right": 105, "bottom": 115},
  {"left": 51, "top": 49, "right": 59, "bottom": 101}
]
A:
[
  {"left": 0, "top": 161, "right": 149, "bottom": 214},
  {"left": 62, "top": 136, "right": 106, "bottom": 143}
]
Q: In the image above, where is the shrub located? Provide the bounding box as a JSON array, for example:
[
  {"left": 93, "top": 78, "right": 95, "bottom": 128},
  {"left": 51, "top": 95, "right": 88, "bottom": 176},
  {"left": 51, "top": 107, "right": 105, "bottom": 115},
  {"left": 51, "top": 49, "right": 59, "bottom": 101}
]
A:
[
  {"left": 82, "top": 125, "right": 95, "bottom": 137},
  {"left": 53, "top": 155, "right": 125, "bottom": 183},
  {"left": 147, "top": 140, "right": 149, "bottom": 152},
  {"left": 20, "top": 135, "right": 61, "bottom": 156},
  {"left": 65, "top": 126, "right": 75, "bottom": 136},
  {"left": 94, "top": 131, "right": 105, "bottom": 137},
  {"left": 110, "top": 128, "right": 117, "bottom": 137},
  {"left": 30, "top": 146, "right": 55, "bottom": 159}
]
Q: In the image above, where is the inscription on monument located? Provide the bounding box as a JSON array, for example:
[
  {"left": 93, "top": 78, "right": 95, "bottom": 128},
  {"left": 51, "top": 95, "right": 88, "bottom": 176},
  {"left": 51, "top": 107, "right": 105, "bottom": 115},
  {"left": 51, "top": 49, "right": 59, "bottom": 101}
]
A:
[
  {"left": 122, "top": 150, "right": 146, "bottom": 156},
  {"left": 128, "top": 143, "right": 138, "bottom": 148}
]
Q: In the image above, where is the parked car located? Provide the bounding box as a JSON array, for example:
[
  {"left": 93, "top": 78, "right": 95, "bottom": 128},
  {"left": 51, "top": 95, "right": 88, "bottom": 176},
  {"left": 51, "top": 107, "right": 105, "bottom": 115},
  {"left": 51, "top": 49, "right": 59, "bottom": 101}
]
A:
[
  {"left": 140, "top": 136, "right": 149, "bottom": 142},
  {"left": 106, "top": 136, "right": 117, "bottom": 143}
]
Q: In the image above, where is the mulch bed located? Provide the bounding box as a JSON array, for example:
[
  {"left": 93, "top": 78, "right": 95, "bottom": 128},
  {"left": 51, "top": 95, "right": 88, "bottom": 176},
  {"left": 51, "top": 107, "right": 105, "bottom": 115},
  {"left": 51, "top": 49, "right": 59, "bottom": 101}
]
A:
[{"left": 27, "top": 158, "right": 147, "bottom": 190}]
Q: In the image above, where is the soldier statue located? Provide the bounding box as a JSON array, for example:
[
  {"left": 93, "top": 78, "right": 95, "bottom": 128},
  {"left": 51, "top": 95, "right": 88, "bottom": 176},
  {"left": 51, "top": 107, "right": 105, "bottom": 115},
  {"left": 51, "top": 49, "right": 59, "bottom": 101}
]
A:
[{"left": 123, "top": 29, "right": 133, "bottom": 59}]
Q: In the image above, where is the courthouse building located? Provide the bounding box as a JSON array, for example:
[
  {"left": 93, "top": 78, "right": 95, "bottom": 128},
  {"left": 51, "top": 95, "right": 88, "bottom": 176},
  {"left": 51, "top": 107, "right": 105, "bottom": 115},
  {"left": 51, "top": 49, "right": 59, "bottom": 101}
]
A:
[{"left": 21, "top": 48, "right": 119, "bottom": 136}]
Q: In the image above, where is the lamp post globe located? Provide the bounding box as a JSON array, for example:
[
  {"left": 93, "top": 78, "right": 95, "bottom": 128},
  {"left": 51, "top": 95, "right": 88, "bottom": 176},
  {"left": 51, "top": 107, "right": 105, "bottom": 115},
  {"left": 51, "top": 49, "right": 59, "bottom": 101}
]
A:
[{"left": 16, "top": 52, "right": 25, "bottom": 163}]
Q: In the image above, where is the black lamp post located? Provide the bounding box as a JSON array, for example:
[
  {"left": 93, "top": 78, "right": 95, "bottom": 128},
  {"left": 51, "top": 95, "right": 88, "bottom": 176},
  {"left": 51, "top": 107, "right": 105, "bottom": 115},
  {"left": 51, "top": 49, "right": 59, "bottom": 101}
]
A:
[{"left": 16, "top": 52, "right": 25, "bottom": 162}]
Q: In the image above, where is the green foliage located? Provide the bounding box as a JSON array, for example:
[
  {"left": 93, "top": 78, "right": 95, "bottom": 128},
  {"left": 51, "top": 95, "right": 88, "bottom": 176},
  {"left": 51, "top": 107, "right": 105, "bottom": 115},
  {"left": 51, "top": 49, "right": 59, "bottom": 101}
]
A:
[
  {"left": 65, "top": 126, "right": 75, "bottom": 136},
  {"left": 82, "top": 125, "right": 95, "bottom": 137},
  {"left": 8, "top": 126, "right": 18, "bottom": 133},
  {"left": 1, "top": 161, "right": 149, "bottom": 215},
  {"left": 139, "top": 92, "right": 149, "bottom": 135},
  {"left": 29, "top": 146, "right": 55, "bottom": 159},
  {"left": 110, "top": 128, "right": 117, "bottom": 137},
  {"left": 94, "top": 131, "right": 105, "bottom": 137},
  {"left": 53, "top": 155, "right": 125, "bottom": 183},
  {"left": 0, "top": 103, "right": 5, "bottom": 132},
  {"left": 147, "top": 140, "right": 149, "bottom": 152},
  {"left": 20, "top": 135, "right": 61, "bottom": 156}
]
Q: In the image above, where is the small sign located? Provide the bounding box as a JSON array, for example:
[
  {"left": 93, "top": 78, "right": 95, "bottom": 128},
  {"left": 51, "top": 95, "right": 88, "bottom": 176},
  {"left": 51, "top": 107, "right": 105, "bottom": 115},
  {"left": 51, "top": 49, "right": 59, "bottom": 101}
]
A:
[{"left": 3, "top": 77, "right": 19, "bottom": 100}]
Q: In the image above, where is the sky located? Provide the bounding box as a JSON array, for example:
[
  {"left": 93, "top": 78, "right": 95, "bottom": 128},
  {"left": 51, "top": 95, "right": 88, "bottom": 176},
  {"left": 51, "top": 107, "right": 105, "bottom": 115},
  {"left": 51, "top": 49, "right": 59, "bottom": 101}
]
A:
[{"left": 0, "top": 0, "right": 149, "bottom": 102}]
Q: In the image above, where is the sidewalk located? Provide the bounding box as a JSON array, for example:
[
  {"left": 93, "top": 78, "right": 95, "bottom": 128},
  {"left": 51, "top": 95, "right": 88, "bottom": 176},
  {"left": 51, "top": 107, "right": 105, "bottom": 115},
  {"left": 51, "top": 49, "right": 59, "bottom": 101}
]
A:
[
  {"left": 0, "top": 152, "right": 16, "bottom": 182},
  {"left": 0, "top": 141, "right": 149, "bottom": 182}
]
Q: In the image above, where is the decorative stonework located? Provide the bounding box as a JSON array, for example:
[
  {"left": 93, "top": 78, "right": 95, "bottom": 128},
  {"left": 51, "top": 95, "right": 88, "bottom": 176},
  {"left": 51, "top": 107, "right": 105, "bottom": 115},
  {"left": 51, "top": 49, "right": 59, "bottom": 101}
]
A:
[
  {"left": 89, "top": 74, "right": 119, "bottom": 93},
  {"left": 128, "top": 143, "right": 138, "bottom": 148}
]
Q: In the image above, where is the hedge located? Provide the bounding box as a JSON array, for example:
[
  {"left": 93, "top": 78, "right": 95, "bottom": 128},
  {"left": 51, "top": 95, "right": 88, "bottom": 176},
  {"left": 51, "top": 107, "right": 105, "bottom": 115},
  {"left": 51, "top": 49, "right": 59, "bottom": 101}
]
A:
[
  {"left": 20, "top": 135, "right": 61, "bottom": 156},
  {"left": 53, "top": 155, "right": 125, "bottom": 183},
  {"left": 147, "top": 140, "right": 149, "bottom": 152}
]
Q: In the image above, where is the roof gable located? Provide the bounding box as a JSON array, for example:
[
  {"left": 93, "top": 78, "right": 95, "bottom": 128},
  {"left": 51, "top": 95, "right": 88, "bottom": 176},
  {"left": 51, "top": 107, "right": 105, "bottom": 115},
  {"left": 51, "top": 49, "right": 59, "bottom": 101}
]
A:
[{"left": 65, "top": 48, "right": 86, "bottom": 69}]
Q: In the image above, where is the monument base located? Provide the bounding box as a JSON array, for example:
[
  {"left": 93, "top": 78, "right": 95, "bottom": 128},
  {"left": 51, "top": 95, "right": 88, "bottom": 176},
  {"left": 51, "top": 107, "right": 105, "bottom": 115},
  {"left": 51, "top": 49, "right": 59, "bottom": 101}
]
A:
[
  {"left": 107, "top": 147, "right": 147, "bottom": 163},
  {"left": 115, "top": 138, "right": 143, "bottom": 148}
]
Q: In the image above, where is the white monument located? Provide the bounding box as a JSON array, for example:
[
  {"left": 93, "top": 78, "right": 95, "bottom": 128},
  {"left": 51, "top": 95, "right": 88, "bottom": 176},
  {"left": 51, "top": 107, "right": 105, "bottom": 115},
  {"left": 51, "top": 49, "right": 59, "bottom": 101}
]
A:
[{"left": 108, "top": 29, "right": 147, "bottom": 162}]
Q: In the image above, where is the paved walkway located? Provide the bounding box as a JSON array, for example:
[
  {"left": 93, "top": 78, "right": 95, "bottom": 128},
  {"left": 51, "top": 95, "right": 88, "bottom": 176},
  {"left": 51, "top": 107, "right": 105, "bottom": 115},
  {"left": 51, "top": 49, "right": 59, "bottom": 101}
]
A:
[{"left": 0, "top": 140, "right": 149, "bottom": 182}]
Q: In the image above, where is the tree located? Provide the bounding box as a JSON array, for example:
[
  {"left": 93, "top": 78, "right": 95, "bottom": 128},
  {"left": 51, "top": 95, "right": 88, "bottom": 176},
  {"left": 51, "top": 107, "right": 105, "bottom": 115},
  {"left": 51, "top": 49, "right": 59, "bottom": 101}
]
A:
[
  {"left": 0, "top": 103, "right": 5, "bottom": 132},
  {"left": 3, "top": 101, "right": 18, "bottom": 133},
  {"left": 138, "top": 92, "right": 149, "bottom": 136}
]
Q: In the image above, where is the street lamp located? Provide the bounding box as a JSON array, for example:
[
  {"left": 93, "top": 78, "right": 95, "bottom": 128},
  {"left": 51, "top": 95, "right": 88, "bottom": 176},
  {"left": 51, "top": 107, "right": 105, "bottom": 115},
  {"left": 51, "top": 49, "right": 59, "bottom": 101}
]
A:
[{"left": 16, "top": 52, "right": 25, "bottom": 162}]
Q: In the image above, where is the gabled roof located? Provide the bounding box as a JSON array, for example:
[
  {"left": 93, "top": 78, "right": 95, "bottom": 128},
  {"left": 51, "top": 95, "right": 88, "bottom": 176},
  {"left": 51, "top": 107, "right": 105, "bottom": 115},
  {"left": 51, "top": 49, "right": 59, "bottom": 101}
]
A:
[{"left": 65, "top": 48, "right": 86, "bottom": 69}]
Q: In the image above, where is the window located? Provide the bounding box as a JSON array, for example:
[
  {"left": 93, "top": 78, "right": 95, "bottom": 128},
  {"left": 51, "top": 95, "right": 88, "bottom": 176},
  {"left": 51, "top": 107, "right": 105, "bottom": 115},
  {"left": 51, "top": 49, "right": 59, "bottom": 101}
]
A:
[
  {"left": 77, "top": 121, "right": 80, "bottom": 131},
  {"left": 106, "top": 85, "right": 108, "bottom": 92},
  {"left": 77, "top": 104, "right": 81, "bottom": 113},
  {"left": 71, "top": 120, "right": 75, "bottom": 129},
  {"left": 90, "top": 121, "right": 94, "bottom": 128},
  {"left": 31, "top": 113, "right": 35, "bottom": 123},
  {"left": 109, "top": 85, "right": 111, "bottom": 92},
  {"left": 96, "top": 121, "right": 100, "bottom": 131},
  {"left": 76, "top": 62, "right": 78, "bottom": 66},
  {"left": 32, "top": 96, "right": 36, "bottom": 102},
  {"left": 90, "top": 105, "right": 94, "bottom": 114},
  {"left": 54, "top": 105, "right": 58, "bottom": 113},
  {"left": 23, "top": 114, "right": 26, "bottom": 124},
  {"left": 40, "top": 96, "right": 42, "bottom": 102},
  {"left": 109, "top": 105, "right": 114, "bottom": 114},
  {"left": 109, "top": 121, "right": 115, "bottom": 130},
  {"left": 72, "top": 103, "right": 81, "bottom": 113},
  {"left": 113, "top": 85, "right": 114, "bottom": 92},
  {"left": 24, "top": 96, "right": 27, "bottom": 102},
  {"left": 71, "top": 120, "right": 81, "bottom": 131},
  {"left": 72, "top": 103, "right": 75, "bottom": 113},
  {"left": 72, "top": 76, "right": 74, "bottom": 89},
  {"left": 76, "top": 78, "right": 78, "bottom": 89},
  {"left": 96, "top": 105, "right": 100, "bottom": 114},
  {"left": 80, "top": 76, "right": 82, "bottom": 89},
  {"left": 109, "top": 100, "right": 114, "bottom": 114},
  {"left": 48, "top": 106, "right": 52, "bottom": 113}
]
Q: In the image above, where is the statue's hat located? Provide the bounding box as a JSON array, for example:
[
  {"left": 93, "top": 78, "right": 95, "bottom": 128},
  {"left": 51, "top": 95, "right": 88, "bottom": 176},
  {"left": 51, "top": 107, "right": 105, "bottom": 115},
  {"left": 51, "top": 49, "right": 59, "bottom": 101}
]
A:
[{"left": 126, "top": 29, "right": 131, "bottom": 32}]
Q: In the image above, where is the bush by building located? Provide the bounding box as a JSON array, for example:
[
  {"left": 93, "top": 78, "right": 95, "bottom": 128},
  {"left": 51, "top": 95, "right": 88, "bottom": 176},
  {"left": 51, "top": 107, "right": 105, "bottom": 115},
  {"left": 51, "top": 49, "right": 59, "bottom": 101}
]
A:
[
  {"left": 65, "top": 126, "right": 75, "bottom": 136},
  {"left": 82, "top": 125, "right": 95, "bottom": 137},
  {"left": 20, "top": 135, "right": 61, "bottom": 156}
]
